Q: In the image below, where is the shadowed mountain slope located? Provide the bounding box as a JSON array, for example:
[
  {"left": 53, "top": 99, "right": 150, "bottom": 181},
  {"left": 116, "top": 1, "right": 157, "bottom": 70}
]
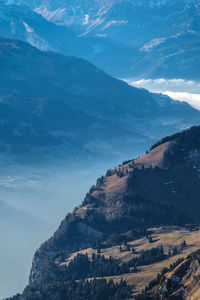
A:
[{"left": 1, "top": 37, "right": 200, "bottom": 164}]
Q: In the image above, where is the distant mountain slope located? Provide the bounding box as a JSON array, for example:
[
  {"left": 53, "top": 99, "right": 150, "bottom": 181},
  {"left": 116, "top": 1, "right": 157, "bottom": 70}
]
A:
[
  {"left": 1, "top": 37, "right": 199, "bottom": 164},
  {"left": 0, "top": 1, "right": 98, "bottom": 57},
  {"left": 0, "top": 1, "right": 130, "bottom": 77},
  {"left": 10, "top": 125, "right": 200, "bottom": 299},
  {"left": 0, "top": 2, "right": 76, "bottom": 51},
  {"left": 7, "top": 0, "right": 197, "bottom": 37},
  {"left": 2, "top": 0, "right": 200, "bottom": 79}
]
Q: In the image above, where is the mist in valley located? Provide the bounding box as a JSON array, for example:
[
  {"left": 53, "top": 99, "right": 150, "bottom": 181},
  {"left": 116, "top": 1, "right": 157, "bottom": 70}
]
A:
[{"left": 0, "top": 142, "right": 148, "bottom": 299}]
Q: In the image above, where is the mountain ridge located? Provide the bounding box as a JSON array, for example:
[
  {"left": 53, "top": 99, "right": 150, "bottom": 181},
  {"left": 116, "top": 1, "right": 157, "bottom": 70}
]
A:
[{"left": 1, "top": 37, "right": 199, "bottom": 165}]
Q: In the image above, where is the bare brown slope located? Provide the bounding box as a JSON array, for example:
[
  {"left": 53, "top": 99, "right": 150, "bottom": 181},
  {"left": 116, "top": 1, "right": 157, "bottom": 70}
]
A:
[
  {"left": 77, "top": 141, "right": 171, "bottom": 221},
  {"left": 134, "top": 141, "right": 171, "bottom": 169}
]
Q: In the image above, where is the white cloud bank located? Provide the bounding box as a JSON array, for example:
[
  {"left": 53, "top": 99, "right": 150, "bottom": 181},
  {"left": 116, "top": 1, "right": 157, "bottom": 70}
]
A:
[
  {"left": 126, "top": 78, "right": 200, "bottom": 110},
  {"left": 161, "top": 91, "right": 200, "bottom": 110}
]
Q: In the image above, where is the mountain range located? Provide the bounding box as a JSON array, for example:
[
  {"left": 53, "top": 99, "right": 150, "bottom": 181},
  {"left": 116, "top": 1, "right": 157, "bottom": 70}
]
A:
[
  {"left": 1, "top": 37, "right": 200, "bottom": 165},
  {"left": 1, "top": 0, "right": 200, "bottom": 79},
  {"left": 8, "top": 125, "right": 200, "bottom": 299}
]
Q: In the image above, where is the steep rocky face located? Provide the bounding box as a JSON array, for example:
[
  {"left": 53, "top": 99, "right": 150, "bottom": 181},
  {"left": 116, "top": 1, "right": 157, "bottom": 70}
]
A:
[
  {"left": 12, "top": 125, "right": 200, "bottom": 299},
  {"left": 140, "top": 250, "right": 200, "bottom": 299},
  {"left": 1, "top": 37, "right": 199, "bottom": 164}
]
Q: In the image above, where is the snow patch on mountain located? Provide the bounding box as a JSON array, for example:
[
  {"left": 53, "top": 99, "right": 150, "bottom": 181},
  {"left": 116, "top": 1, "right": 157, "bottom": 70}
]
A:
[
  {"left": 82, "top": 14, "right": 89, "bottom": 25},
  {"left": 23, "top": 22, "right": 34, "bottom": 33},
  {"left": 21, "top": 21, "right": 51, "bottom": 51},
  {"left": 101, "top": 19, "right": 127, "bottom": 30},
  {"left": 141, "top": 37, "right": 167, "bottom": 51},
  {"left": 141, "top": 33, "right": 183, "bottom": 52},
  {"left": 34, "top": 7, "right": 67, "bottom": 24}
]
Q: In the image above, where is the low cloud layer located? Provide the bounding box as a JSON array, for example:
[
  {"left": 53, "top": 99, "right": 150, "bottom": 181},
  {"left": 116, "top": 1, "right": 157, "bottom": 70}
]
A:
[
  {"left": 126, "top": 78, "right": 200, "bottom": 110},
  {"left": 161, "top": 91, "right": 200, "bottom": 110}
]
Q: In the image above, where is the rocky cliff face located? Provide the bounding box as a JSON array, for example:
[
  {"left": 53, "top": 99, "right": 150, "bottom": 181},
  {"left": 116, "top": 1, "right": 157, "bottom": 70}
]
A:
[{"left": 140, "top": 250, "right": 200, "bottom": 299}]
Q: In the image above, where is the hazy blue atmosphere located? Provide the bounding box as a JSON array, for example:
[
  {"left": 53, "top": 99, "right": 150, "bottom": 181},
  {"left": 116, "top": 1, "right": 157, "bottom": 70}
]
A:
[
  {"left": 0, "top": 150, "right": 146, "bottom": 298},
  {"left": 0, "top": 0, "right": 200, "bottom": 299},
  {"left": 0, "top": 161, "right": 111, "bottom": 297}
]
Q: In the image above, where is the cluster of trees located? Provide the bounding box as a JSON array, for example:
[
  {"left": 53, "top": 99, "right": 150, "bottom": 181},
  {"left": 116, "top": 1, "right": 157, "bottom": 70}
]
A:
[
  {"left": 126, "top": 168, "right": 192, "bottom": 228},
  {"left": 105, "top": 161, "right": 135, "bottom": 179},
  {"left": 119, "top": 241, "right": 136, "bottom": 253},
  {"left": 8, "top": 252, "right": 134, "bottom": 300},
  {"left": 118, "top": 159, "right": 133, "bottom": 167},
  {"left": 107, "top": 228, "right": 148, "bottom": 246},
  {"left": 12, "top": 245, "right": 171, "bottom": 300},
  {"left": 116, "top": 170, "right": 125, "bottom": 177},
  {"left": 168, "top": 240, "right": 187, "bottom": 256},
  {"left": 124, "top": 241, "right": 187, "bottom": 271},
  {"left": 150, "top": 126, "right": 200, "bottom": 152},
  {"left": 63, "top": 253, "right": 130, "bottom": 279},
  {"left": 106, "top": 167, "right": 129, "bottom": 178},
  {"left": 126, "top": 246, "right": 166, "bottom": 268},
  {"left": 150, "top": 126, "right": 200, "bottom": 167},
  {"left": 8, "top": 279, "right": 133, "bottom": 300}
]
